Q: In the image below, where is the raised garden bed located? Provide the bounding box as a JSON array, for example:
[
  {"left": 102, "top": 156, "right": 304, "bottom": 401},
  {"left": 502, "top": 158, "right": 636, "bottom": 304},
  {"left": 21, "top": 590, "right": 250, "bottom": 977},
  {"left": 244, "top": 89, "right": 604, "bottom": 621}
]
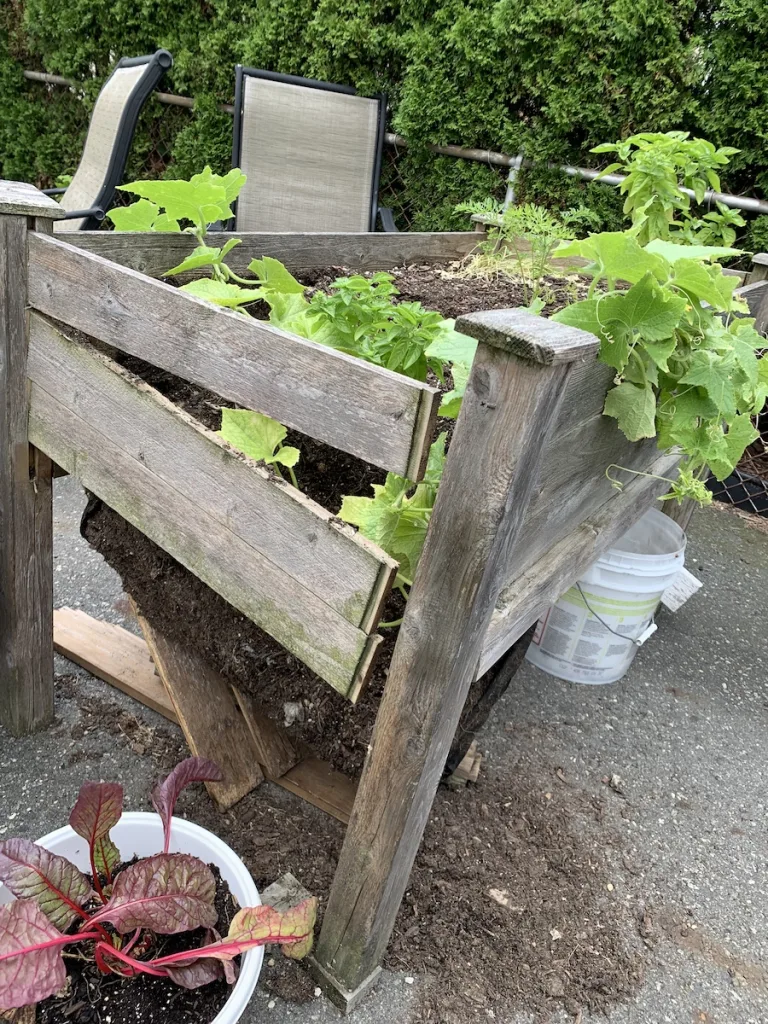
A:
[{"left": 2, "top": 182, "right": 683, "bottom": 1009}]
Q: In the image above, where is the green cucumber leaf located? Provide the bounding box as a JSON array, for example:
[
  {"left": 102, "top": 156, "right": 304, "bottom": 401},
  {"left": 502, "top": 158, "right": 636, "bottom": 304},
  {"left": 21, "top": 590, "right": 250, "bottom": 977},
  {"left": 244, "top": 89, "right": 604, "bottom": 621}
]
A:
[
  {"left": 603, "top": 381, "right": 657, "bottom": 440},
  {"left": 645, "top": 239, "right": 741, "bottom": 263},
  {"left": 218, "top": 409, "right": 291, "bottom": 465},
  {"left": 107, "top": 199, "right": 159, "bottom": 231},
  {"left": 180, "top": 278, "right": 264, "bottom": 308}
]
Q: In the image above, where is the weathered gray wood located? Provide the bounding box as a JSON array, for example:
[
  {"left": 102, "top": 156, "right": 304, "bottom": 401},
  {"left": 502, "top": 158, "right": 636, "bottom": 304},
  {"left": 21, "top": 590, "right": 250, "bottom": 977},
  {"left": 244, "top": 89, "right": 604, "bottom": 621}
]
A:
[
  {"left": 135, "top": 605, "right": 265, "bottom": 810},
  {"left": 0, "top": 179, "right": 65, "bottom": 219},
  {"left": 66, "top": 230, "right": 478, "bottom": 278},
  {"left": 315, "top": 316, "right": 598, "bottom": 998},
  {"left": 748, "top": 252, "right": 768, "bottom": 284},
  {"left": 27, "top": 231, "right": 440, "bottom": 479},
  {"left": 0, "top": 213, "right": 54, "bottom": 735},
  {"left": 456, "top": 308, "right": 600, "bottom": 365},
  {"left": 478, "top": 452, "right": 681, "bottom": 675},
  {"left": 734, "top": 279, "right": 768, "bottom": 335},
  {"left": 27, "top": 318, "right": 386, "bottom": 697},
  {"left": 232, "top": 687, "right": 301, "bottom": 779},
  {"left": 29, "top": 313, "right": 396, "bottom": 628},
  {"left": 261, "top": 872, "right": 312, "bottom": 915},
  {"left": 509, "top": 415, "right": 660, "bottom": 580}
]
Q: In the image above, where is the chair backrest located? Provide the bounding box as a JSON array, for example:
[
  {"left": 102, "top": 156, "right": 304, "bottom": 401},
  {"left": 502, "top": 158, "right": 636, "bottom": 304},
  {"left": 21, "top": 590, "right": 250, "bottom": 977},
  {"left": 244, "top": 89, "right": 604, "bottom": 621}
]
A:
[
  {"left": 55, "top": 50, "right": 172, "bottom": 232},
  {"left": 232, "top": 68, "right": 386, "bottom": 233}
]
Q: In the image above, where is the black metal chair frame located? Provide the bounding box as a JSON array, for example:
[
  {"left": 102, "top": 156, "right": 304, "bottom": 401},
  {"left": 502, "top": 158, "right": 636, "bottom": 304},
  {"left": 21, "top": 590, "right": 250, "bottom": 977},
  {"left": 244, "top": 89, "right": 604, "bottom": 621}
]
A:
[{"left": 42, "top": 49, "right": 173, "bottom": 230}]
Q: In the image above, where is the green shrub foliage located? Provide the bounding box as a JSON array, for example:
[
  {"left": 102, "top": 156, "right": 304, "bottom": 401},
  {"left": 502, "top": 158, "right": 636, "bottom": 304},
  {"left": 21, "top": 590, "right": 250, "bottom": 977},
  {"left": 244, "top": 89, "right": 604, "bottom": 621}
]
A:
[{"left": 2, "top": 0, "right": 766, "bottom": 227}]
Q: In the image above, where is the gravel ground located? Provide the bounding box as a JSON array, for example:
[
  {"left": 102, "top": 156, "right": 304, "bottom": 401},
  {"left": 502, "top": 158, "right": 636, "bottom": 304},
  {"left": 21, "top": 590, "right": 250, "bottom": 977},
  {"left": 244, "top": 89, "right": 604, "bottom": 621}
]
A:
[{"left": 1, "top": 478, "right": 767, "bottom": 1023}]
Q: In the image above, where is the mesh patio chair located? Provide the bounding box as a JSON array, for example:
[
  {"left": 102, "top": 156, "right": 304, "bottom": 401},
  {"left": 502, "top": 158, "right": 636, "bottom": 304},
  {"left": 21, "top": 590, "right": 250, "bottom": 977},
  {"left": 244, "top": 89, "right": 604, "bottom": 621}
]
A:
[
  {"left": 45, "top": 49, "right": 173, "bottom": 232},
  {"left": 231, "top": 67, "right": 396, "bottom": 233}
]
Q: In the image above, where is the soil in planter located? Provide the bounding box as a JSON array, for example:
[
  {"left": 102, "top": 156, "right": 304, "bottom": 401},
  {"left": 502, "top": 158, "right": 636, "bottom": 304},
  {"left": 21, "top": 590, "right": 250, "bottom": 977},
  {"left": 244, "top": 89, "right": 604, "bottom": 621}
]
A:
[
  {"left": 37, "top": 866, "right": 240, "bottom": 1024},
  {"left": 79, "top": 263, "right": 588, "bottom": 777}
]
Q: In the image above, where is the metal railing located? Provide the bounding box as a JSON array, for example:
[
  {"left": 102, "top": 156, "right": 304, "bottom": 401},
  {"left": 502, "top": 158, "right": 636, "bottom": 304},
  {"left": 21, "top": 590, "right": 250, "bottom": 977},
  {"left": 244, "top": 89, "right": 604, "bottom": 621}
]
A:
[{"left": 21, "top": 69, "right": 768, "bottom": 217}]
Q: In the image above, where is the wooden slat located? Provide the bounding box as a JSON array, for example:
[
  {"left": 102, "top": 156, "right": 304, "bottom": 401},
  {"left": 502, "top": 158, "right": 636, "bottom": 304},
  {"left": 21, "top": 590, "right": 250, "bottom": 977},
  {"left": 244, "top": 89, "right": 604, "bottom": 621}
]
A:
[
  {"left": 66, "top": 230, "right": 479, "bottom": 278},
  {"left": 511, "top": 417, "right": 660, "bottom": 580},
  {"left": 53, "top": 607, "right": 178, "bottom": 721},
  {"left": 135, "top": 608, "right": 265, "bottom": 810},
  {"left": 28, "top": 318, "right": 385, "bottom": 698},
  {"left": 27, "top": 231, "right": 440, "bottom": 479},
  {"left": 0, "top": 208, "right": 54, "bottom": 736},
  {"left": 31, "top": 313, "right": 395, "bottom": 630},
  {"left": 276, "top": 757, "right": 357, "bottom": 825},
  {"left": 52, "top": 608, "right": 355, "bottom": 821},
  {"left": 232, "top": 686, "right": 301, "bottom": 779},
  {"left": 0, "top": 179, "right": 64, "bottom": 219},
  {"left": 477, "top": 452, "right": 681, "bottom": 676}
]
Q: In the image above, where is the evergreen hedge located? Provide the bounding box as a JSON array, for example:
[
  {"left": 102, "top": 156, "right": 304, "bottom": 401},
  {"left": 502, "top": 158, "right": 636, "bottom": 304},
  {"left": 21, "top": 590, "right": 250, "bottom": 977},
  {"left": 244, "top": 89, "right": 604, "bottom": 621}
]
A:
[{"left": 2, "top": 0, "right": 766, "bottom": 231}]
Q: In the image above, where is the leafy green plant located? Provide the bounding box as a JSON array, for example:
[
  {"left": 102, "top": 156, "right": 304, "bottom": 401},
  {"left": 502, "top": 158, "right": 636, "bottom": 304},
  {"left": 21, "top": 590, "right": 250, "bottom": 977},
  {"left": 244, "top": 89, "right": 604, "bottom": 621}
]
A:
[
  {"left": 0, "top": 758, "right": 316, "bottom": 1012},
  {"left": 339, "top": 433, "right": 447, "bottom": 601},
  {"left": 676, "top": 201, "right": 747, "bottom": 249},
  {"left": 218, "top": 409, "right": 300, "bottom": 487},
  {"left": 454, "top": 200, "right": 574, "bottom": 307},
  {"left": 591, "top": 132, "right": 740, "bottom": 245},
  {"left": 552, "top": 232, "right": 768, "bottom": 501}
]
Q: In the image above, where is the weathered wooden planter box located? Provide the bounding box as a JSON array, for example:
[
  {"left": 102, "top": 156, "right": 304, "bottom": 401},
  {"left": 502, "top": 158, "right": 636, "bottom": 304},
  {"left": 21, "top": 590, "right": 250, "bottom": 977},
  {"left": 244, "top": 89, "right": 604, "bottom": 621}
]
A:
[{"left": 1, "top": 181, "right": 681, "bottom": 1010}]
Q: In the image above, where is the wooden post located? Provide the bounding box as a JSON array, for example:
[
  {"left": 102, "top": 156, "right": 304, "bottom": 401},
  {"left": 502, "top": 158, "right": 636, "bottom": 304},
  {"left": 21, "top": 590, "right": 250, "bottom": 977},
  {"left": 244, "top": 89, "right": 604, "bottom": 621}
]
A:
[
  {"left": 312, "top": 311, "right": 599, "bottom": 1010},
  {"left": 0, "top": 182, "right": 63, "bottom": 735}
]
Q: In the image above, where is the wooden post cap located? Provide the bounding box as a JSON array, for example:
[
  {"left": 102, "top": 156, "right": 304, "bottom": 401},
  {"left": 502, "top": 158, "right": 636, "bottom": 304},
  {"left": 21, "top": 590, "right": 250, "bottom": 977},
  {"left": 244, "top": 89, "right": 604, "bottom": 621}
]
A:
[
  {"left": 0, "top": 180, "right": 66, "bottom": 219},
  {"left": 455, "top": 308, "right": 599, "bottom": 365}
]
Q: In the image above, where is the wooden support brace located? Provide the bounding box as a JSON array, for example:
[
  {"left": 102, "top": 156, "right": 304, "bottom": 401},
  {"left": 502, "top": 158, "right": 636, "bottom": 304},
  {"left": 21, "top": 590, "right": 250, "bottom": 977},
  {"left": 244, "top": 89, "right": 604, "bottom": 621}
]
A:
[
  {"left": 313, "top": 309, "right": 599, "bottom": 1007},
  {"left": 0, "top": 182, "right": 63, "bottom": 735},
  {"left": 132, "top": 603, "right": 265, "bottom": 810}
]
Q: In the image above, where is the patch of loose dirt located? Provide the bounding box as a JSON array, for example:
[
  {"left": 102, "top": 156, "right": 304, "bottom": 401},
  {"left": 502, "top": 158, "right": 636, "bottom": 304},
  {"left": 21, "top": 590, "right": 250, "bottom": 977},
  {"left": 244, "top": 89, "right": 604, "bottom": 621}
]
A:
[{"left": 159, "top": 748, "right": 644, "bottom": 1023}]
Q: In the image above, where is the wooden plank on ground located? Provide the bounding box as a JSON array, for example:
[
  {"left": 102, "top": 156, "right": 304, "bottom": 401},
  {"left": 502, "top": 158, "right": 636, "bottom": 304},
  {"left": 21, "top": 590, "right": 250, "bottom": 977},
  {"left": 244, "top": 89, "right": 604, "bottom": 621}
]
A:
[
  {"left": 477, "top": 452, "right": 681, "bottom": 676},
  {"left": 232, "top": 686, "right": 301, "bottom": 779},
  {"left": 65, "top": 230, "right": 478, "bottom": 278},
  {"left": 53, "top": 609, "right": 356, "bottom": 822},
  {"left": 275, "top": 757, "right": 358, "bottom": 825},
  {"left": 261, "top": 872, "right": 312, "bottom": 913},
  {"left": 28, "top": 316, "right": 388, "bottom": 698},
  {"left": 27, "top": 231, "right": 440, "bottom": 480},
  {"left": 135, "top": 606, "right": 265, "bottom": 810},
  {"left": 53, "top": 607, "right": 177, "bottom": 722}
]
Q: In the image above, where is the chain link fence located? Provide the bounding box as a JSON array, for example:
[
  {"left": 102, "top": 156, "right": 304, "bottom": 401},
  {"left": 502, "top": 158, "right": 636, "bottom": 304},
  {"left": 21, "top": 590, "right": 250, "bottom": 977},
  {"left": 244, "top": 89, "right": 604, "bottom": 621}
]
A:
[{"left": 19, "top": 74, "right": 768, "bottom": 518}]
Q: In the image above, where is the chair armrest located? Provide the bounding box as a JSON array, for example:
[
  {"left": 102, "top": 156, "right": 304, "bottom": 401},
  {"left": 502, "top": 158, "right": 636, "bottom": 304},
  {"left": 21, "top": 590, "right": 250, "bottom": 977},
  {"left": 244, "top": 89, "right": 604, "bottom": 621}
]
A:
[
  {"left": 60, "top": 206, "right": 106, "bottom": 222},
  {"left": 378, "top": 206, "right": 399, "bottom": 232},
  {"left": 42, "top": 187, "right": 67, "bottom": 196}
]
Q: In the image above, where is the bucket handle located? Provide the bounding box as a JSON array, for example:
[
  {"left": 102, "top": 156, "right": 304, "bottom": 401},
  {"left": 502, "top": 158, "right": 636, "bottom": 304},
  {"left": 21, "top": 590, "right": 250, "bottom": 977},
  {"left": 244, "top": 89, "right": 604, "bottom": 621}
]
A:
[{"left": 575, "top": 583, "right": 652, "bottom": 648}]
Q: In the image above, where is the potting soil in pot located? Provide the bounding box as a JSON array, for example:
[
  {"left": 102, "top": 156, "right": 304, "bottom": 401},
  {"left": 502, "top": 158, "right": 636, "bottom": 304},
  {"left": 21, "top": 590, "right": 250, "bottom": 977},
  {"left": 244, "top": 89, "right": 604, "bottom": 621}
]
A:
[{"left": 37, "top": 866, "right": 239, "bottom": 1024}]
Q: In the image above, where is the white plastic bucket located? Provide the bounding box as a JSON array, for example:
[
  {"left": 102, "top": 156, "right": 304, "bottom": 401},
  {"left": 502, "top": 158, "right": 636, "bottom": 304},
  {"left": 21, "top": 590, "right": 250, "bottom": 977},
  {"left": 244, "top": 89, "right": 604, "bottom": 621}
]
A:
[
  {"left": 525, "top": 508, "right": 685, "bottom": 685},
  {"left": 0, "top": 813, "right": 263, "bottom": 1024}
]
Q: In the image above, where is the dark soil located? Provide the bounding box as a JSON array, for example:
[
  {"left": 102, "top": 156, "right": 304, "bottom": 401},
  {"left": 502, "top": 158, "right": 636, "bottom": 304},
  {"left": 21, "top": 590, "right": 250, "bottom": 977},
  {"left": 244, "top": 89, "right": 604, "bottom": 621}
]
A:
[{"left": 38, "top": 866, "right": 240, "bottom": 1024}]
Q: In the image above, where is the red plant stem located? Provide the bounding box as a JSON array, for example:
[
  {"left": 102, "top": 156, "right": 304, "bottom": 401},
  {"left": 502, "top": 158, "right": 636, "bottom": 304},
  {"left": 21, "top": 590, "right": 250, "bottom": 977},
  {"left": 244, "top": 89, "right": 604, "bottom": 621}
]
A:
[
  {"left": 0, "top": 932, "right": 102, "bottom": 963},
  {"left": 121, "top": 928, "right": 141, "bottom": 956},
  {"left": 95, "top": 942, "right": 168, "bottom": 978},
  {"left": 149, "top": 931, "right": 310, "bottom": 968}
]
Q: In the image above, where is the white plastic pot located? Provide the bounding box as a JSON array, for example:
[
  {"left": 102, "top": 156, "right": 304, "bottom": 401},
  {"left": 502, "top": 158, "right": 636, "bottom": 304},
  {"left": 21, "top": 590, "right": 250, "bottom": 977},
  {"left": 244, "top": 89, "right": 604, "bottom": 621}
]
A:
[{"left": 0, "top": 812, "right": 263, "bottom": 1024}]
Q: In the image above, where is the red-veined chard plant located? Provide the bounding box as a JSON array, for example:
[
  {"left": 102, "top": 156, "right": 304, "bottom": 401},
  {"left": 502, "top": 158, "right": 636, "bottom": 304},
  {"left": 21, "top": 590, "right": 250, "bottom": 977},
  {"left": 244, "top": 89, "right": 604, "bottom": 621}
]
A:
[{"left": 0, "top": 757, "right": 317, "bottom": 1012}]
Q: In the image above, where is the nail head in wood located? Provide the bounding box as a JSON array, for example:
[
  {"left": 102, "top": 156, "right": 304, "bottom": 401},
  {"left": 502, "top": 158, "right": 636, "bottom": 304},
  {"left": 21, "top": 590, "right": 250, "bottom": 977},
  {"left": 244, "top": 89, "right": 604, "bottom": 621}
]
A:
[
  {"left": 455, "top": 308, "right": 600, "bottom": 365},
  {"left": 0, "top": 180, "right": 66, "bottom": 219}
]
